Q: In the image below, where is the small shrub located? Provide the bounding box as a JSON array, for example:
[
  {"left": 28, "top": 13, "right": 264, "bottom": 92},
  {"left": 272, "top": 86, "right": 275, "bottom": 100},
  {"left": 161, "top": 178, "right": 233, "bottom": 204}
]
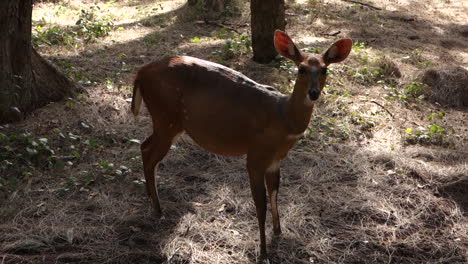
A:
[
  {"left": 404, "top": 125, "right": 448, "bottom": 146},
  {"left": 402, "top": 48, "right": 433, "bottom": 68},
  {"left": 33, "top": 25, "right": 75, "bottom": 46},
  {"left": 347, "top": 51, "right": 401, "bottom": 86},
  {"left": 383, "top": 82, "right": 427, "bottom": 103},
  {"left": 404, "top": 113, "right": 454, "bottom": 146},
  {"left": 375, "top": 56, "right": 401, "bottom": 79},
  {"left": 420, "top": 66, "right": 468, "bottom": 107},
  {"left": 32, "top": 6, "right": 114, "bottom": 47},
  {"left": 212, "top": 35, "right": 251, "bottom": 60},
  {"left": 0, "top": 130, "right": 64, "bottom": 190},
  {"left": 75, "top": 6, "right": 114, "bottom": 42},
  {"left": 143, "top": 32, "right": 161, "bottom": 47},
  {"left": 405, "top": 82, "right": 425, "bottom": 98}
]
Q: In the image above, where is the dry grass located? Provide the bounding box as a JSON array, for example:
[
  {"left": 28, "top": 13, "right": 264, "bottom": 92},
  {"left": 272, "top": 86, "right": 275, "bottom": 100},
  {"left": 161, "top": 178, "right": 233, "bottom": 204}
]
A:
[
  {"left": 421, "top": 66, "right": 468, "bottom": 107},
  {"left": 1, "top": 0, "right": 467, "bottom": 263}
]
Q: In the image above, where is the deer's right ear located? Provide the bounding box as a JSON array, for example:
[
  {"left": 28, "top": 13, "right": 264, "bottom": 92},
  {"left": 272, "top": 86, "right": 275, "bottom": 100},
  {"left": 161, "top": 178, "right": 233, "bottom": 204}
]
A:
[{"left": 274, "top": 30, "right": 303, "bottom": 64}]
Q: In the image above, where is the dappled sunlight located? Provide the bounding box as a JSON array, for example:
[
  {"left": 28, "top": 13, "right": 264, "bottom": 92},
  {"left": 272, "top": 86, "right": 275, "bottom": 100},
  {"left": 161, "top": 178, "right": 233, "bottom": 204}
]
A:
[
  {"left": 33, "top": 0, "right": 186, "bottom": 27},
  {"left": 33, "top": 0, "right": 186, "bottom": 57},
  {"left": 1, "top": 0, "right": 466, "bottom": 263}
]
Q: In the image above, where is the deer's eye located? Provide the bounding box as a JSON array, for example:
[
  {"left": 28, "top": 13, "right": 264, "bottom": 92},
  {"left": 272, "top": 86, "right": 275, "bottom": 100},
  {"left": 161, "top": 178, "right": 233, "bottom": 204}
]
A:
[
  {"left": 321, "top": 68, "right": 327, "bottom": 75},
  {"left": 298, "top": 67, "right": 307, "bottom": 74}
]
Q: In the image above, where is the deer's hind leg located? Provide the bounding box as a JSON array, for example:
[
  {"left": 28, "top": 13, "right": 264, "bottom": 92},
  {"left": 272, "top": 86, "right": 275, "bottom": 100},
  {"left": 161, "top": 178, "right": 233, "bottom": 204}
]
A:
[
  {"left": 141, "top": 118, "right": 182, "bottom": 217},
  {"left": 265, "top": 166, "right": 281, "bottom": 235}
]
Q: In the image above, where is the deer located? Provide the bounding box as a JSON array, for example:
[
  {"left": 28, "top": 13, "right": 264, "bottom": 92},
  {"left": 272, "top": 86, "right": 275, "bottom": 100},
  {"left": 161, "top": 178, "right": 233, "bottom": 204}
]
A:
[{"left": 131, "top": 30, "right": 352, "bottom": 261}]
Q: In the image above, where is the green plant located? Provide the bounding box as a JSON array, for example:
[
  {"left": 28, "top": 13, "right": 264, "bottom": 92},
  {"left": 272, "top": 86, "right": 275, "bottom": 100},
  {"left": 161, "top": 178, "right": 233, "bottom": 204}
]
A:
[
  {"left": 384, "top": 82, "right": 427, "bottom": 103},
  {"left": 275, "top": 59, "right": 296, "bottom": 82},
  {"left": 98, "top": 161, "right": 114, "bottom": 172},
  {"left": 404, "top": 113, "right": 453, "bottom": 146},
  {"left": 216, "top": 28, "right": 234, "bottom": 39},
  {"left": 213, "top": 35, "right": 252, "bottom": 60},
  {"left": 383, "top": 83, "right": 407, "bottom": 101},
  {"left": 139, "top": 5, "right": 166, "bottom": 26},
  {"left": 143, "top": 32, "right": 161, "bottom": 47},
  {"left": 405, "top": 125, "right": 446, "bottom": 145},
  {"left": 32, "top": 5, "right": 114, "bottom": 47},
  {"left": 190, "top": 36, "right": 202, "bottom": 43},
  {"left": 84, "top": 138, "right": 101, "bottom": 150},
  {"left": 308, "top": 115, "right": 351, "bottom": 142},
  {"left": 322, "top": 85, "right": 353, "bottom": 98},
  {"left": 402, "top": 48, "right": 433, "bottom": 68},
  {"left": 97, "top": 162, "right": 131, "bottom": 180},
  {"left": 0, "top": 131, "right": 65, "bottom": 186},
  {"left": 352, "top": 41, "right": 371, "bottom": 64},
  {"left": 75, "top": 6, "right": 114, "bottom": 42},
  {"left": 350, "top": 111, "right": 377, "bottom": 132},
  {"left": 348, "top": 66, "right": 377, "bottom": 84},
  {"left": 33, "top": 25, "right": 75, "bottom": 46},
  {"left": 428, "top": 111, "right": 445, "bottom": 120},
  {"left": 349, "top": 55, "right": 401, "bottom": 87},
  {"left": 405, "top": 82, "right": 425, "bottom": 98}
]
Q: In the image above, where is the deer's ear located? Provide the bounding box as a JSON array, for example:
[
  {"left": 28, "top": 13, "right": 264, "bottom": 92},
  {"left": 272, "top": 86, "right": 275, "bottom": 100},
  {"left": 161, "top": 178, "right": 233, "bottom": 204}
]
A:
[
  {"left": 323, "top": 39, "right": 352, "bottom": 65},
  {"left": 274, "top": 30, "right": 303, "bottom": 63}
]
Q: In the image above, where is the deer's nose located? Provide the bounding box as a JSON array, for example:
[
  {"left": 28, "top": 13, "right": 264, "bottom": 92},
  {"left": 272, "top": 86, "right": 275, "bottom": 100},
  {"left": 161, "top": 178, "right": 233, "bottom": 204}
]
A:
[{"left": 308, "top": 89, "right": 320, "bottom": 100}]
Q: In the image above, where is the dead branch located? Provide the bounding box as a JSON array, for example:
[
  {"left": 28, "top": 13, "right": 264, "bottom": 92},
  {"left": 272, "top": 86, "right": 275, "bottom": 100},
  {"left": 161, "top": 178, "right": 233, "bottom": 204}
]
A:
[
  {"left": 196, "top": 20, "right": 242, "bottom": 34},
  {"left": 341, "top": 0, "right": 382, "bottom": 10},
  {"left": 369, "top": 100, "right": 394, "bottom": 119},
  {"left": 319, "top": 31, "right": 341, "bottom": 37}
]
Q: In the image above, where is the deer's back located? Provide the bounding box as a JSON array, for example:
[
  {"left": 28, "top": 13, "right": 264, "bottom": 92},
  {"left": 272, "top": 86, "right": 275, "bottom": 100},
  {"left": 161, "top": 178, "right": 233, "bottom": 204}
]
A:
[{"left": 136, "top": 56, "right": 292, "bottom": 155}]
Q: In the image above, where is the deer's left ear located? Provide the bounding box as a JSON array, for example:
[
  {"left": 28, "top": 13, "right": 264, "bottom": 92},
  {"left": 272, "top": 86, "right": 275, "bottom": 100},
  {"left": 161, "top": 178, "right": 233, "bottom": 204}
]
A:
[{"left": 323, "top": 39, "right": 352, "bottom": 65}]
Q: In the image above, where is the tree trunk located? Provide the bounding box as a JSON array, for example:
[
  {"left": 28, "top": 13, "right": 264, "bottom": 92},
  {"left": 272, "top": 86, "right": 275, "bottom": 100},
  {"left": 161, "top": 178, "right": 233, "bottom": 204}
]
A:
[
  {"left": 250, "top": 0, "right": 286, "bottom": 63},
  {"left": 0, "top": 0, "right": 78, "bottom": 124}
]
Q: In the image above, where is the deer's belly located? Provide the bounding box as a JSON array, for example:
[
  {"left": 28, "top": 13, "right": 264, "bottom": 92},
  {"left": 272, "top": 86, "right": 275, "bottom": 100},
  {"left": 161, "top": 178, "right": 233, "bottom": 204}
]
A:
[{"left": 185, "top": 129, "right": 249, "bottom": 156}]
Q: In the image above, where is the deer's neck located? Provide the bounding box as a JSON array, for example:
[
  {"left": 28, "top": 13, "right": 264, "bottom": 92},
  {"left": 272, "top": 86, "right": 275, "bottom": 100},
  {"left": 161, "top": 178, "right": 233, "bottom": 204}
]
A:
[{"left": 284, "top": 83, "right": 315, "bottom": 134}]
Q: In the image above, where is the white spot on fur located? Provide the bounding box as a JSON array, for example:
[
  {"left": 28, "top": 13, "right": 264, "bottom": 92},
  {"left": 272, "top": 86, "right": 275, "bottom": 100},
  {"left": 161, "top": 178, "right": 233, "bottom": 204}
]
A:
[
  {"left": 266, "top": 161, "right": 279, "bottom": 173},
  {"left": 287, "top": 132, "right": 304, "bottom": 140},
  {"left": 304, "top": 96, "right": 314, "bottom": 107}
]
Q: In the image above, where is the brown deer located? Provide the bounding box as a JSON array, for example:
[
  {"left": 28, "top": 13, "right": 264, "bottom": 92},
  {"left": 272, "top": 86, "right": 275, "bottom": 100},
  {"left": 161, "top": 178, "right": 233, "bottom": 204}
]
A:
[{"left": 132, "top": 30, "right": 352, "bottom": 261}]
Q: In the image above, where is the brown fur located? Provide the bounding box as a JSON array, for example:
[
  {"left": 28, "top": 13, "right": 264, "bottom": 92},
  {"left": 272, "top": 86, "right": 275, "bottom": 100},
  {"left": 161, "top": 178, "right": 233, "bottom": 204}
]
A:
[{"left": 133, "top": 30, "right": 352, "bottom": 260}]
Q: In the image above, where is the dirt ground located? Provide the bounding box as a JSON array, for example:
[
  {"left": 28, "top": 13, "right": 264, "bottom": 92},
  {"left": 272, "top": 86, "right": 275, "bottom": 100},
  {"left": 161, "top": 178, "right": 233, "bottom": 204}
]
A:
[{"left": 1, "top": 0, "right": 467, "bottom": 263}]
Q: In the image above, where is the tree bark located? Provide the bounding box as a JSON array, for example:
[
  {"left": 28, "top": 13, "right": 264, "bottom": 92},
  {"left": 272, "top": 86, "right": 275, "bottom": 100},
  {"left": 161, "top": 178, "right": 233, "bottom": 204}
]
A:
[
  {"left": 0, "top": 0, "right": 78, "bottom": 124},
  {"left": 250, "top": 0, "right": 286, "bottom": 63}
]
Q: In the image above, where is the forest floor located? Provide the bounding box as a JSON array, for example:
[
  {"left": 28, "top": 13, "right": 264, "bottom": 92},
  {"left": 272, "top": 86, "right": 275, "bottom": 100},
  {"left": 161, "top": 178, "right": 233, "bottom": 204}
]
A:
[{"left": 1, "top": 0, "right": 467, "bottom": 263}]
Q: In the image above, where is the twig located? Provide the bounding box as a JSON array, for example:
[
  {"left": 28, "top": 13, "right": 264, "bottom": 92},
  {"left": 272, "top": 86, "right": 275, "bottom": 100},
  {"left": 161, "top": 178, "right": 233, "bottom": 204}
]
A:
[
  {"left": 319, "top": 31, "right": 341, "bottom": 37},
  {"left": 221, "top": 22, "right": 249, "bottom": 28},
  {"left": 369, "top": 100, "right": 394, "bottom": 119},
  {"left": 196, "top": 20, "right": 241, "bottom": 34},
  {"left": 341, "top": 0, "right": 382, "bottom": 10}
]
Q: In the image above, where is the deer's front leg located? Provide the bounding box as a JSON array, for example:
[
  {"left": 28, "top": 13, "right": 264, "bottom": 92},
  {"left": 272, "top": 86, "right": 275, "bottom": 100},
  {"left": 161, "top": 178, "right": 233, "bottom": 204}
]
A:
[{"left": 247, "top": 151, "right": 274, "bottom": 261}]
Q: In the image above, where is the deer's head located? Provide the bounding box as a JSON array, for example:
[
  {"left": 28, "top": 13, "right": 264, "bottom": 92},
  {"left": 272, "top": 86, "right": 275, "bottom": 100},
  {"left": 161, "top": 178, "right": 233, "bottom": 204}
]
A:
[{"left": 274, "top": 30, "right": 352, "bottom": 104}]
